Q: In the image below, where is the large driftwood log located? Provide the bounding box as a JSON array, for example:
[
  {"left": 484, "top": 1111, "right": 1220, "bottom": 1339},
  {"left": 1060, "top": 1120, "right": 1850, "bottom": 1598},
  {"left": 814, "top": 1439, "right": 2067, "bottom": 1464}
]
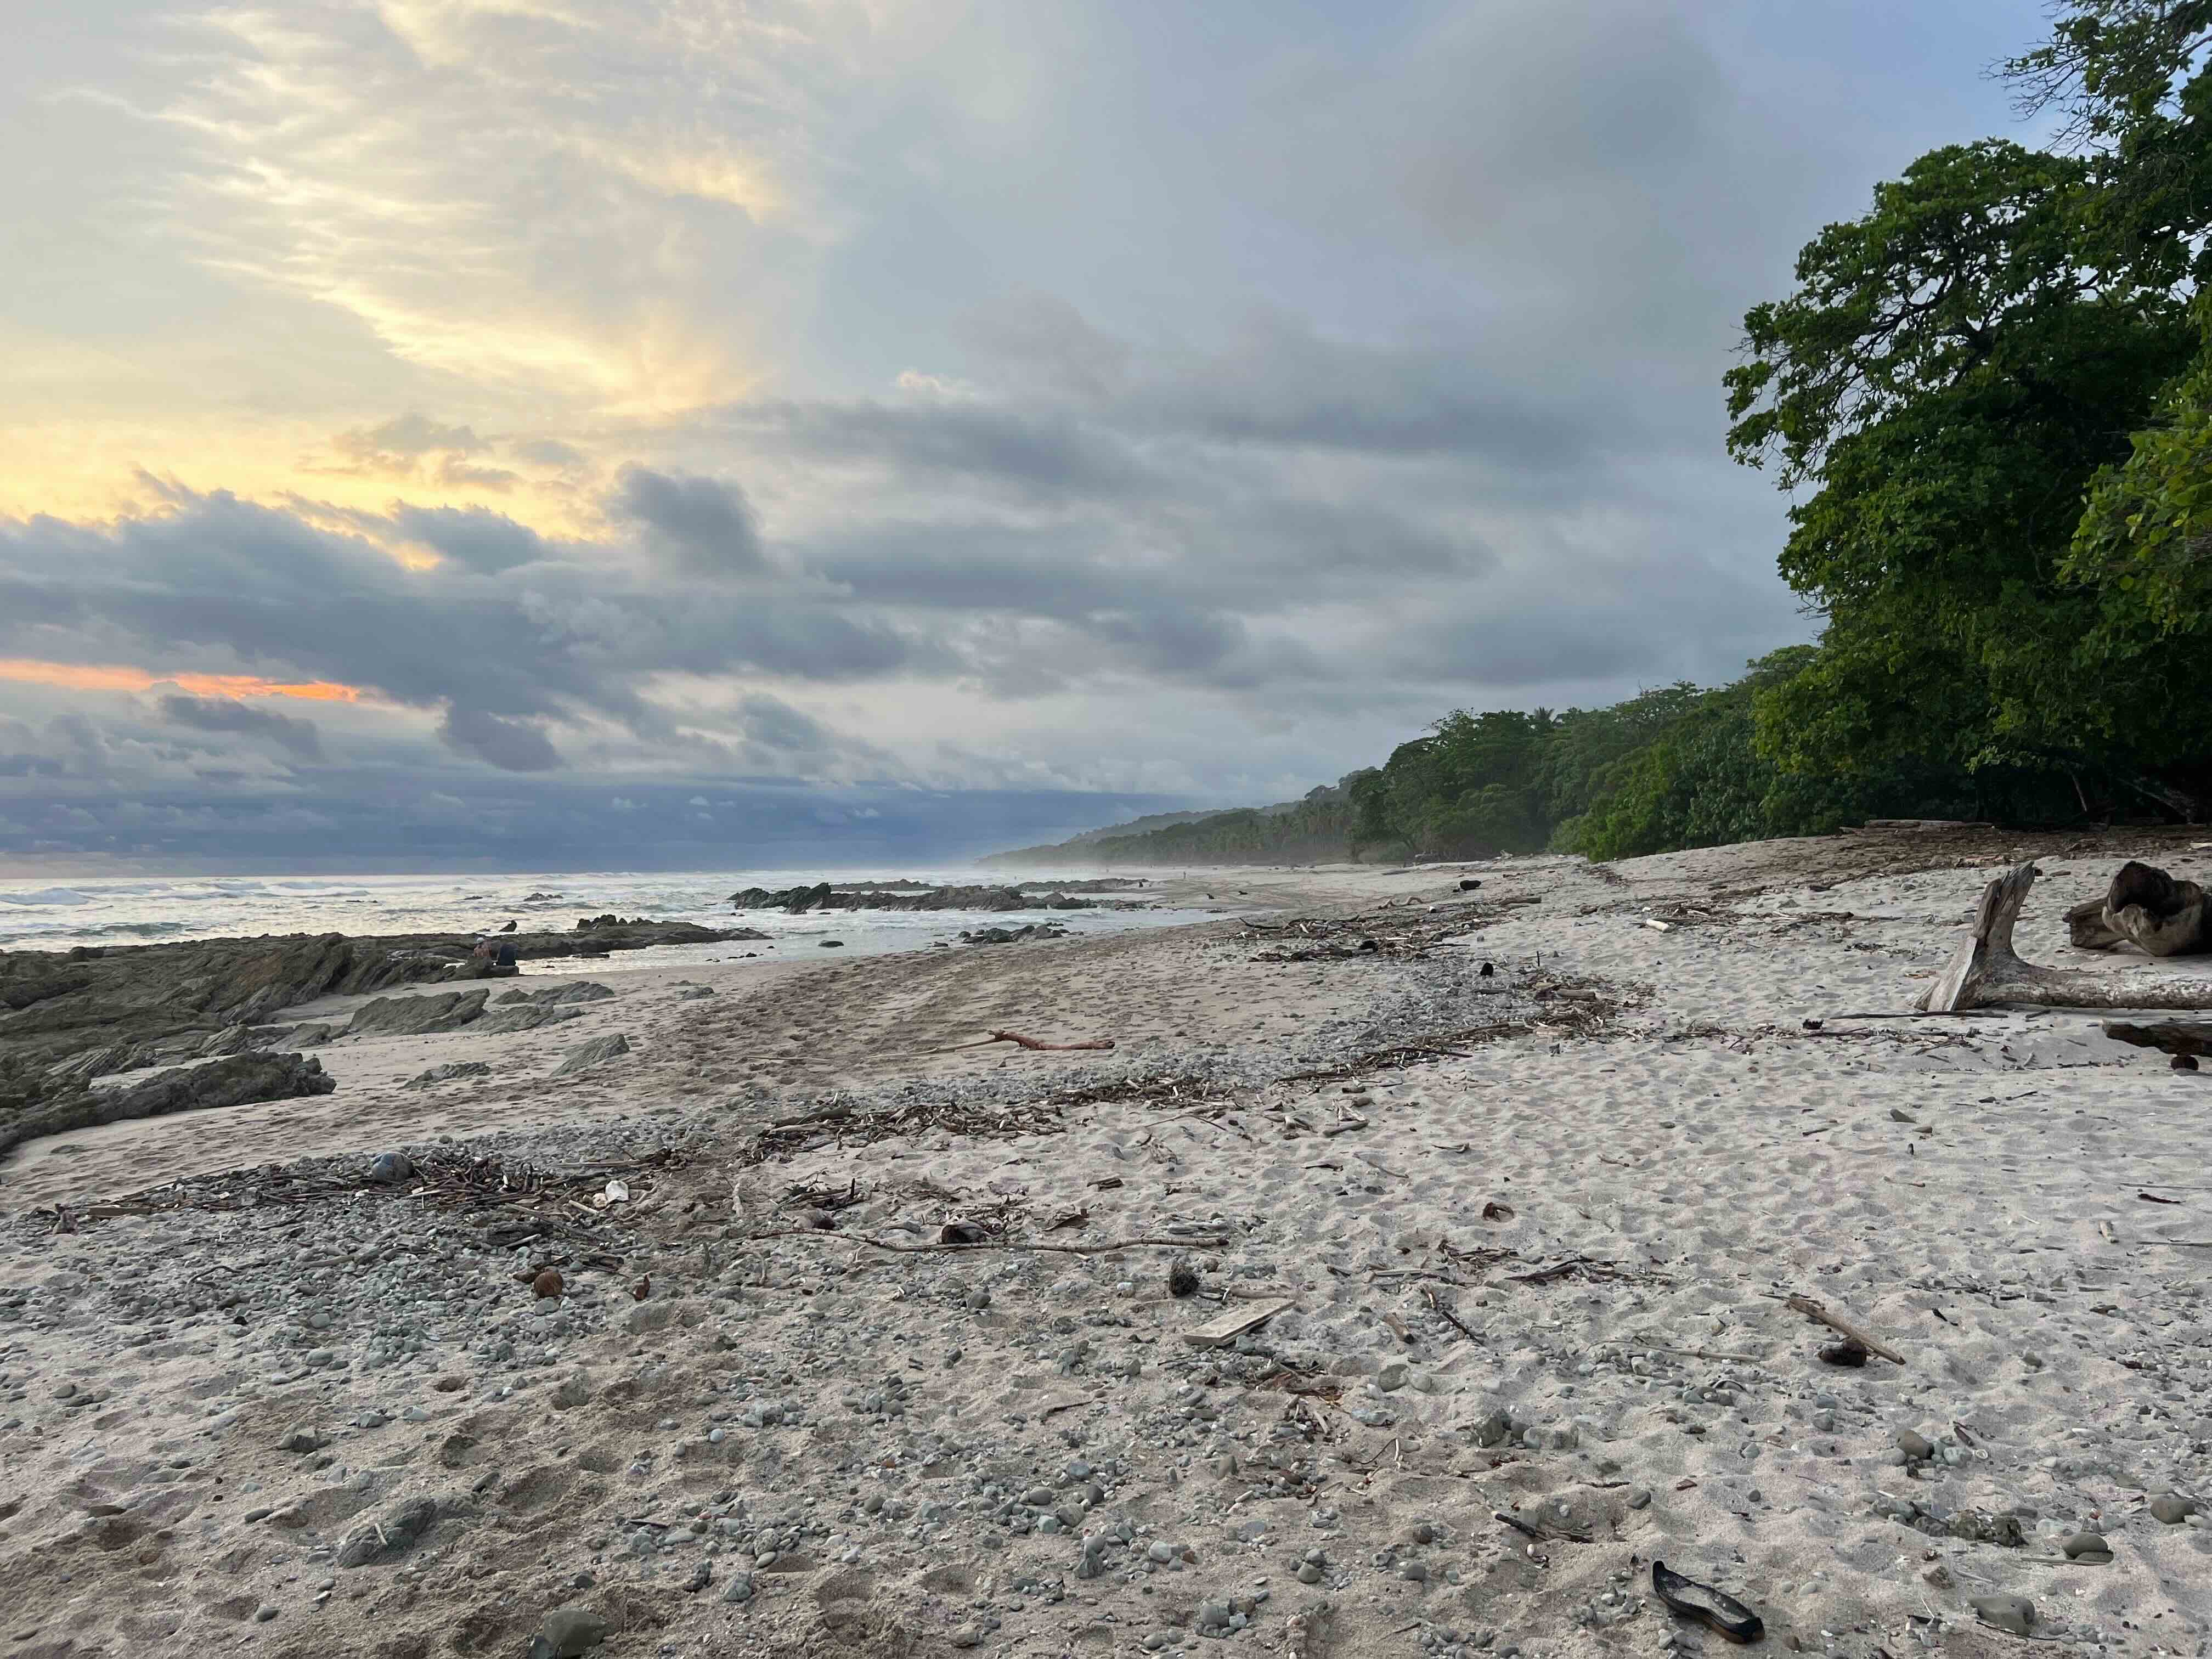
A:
[
  {"left": 2063, "top": 862, "right": 2210, "bottom": 956},
  {"left": 1921, "top": 864, "right": 2212, "bottom": 1013}
]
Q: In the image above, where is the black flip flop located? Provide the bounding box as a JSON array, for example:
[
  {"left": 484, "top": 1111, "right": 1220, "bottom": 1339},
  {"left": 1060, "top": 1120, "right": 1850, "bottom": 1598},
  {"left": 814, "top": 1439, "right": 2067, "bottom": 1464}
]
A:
[{"left": 1652, "top": 1561, "right": 1764, "bottom": 1644}]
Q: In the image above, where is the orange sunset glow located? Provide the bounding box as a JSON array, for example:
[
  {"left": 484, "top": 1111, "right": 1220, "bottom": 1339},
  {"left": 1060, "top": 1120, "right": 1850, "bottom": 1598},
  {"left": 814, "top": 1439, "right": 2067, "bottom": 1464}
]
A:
[{"left": 0, "top": 659, "right": 368, "bottom": 704}]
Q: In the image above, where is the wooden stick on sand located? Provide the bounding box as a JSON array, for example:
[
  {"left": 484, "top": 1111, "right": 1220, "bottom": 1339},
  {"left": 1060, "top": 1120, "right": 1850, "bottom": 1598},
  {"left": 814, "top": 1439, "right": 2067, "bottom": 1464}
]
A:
[
  {"left": 929, "top": 1029, "right": 1117, "bottom": 1054},
  {"left": 1783, "top": 1293, "right": 1907, "bottom": 1364}
]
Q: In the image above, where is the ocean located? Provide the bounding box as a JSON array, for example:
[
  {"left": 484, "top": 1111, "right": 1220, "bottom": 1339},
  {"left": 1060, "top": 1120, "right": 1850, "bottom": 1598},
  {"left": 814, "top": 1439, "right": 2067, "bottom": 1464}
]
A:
[{"left": 0, "top": 870, "right": 1220, "bottom": 970}]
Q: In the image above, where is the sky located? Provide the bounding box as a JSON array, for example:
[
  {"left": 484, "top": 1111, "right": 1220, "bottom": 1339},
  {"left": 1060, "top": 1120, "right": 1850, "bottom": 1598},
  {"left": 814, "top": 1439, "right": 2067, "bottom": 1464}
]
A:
[{"left": 0, "top": 0, "right": 2057, "bottom": 871}]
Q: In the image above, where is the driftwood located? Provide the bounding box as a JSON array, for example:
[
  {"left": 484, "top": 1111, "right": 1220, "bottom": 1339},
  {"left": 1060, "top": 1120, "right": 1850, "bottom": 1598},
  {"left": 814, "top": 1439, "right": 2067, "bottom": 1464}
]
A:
[
  {"left": 1921, "top": 864, "right": 2212, "bottom": 1013},
  {"left": 752, "top": 1228, "right": 1224, "bottom": 1256},
  {"left": 2102, "top": 1020, "right": 2212, "bottom": 1057},
  {"left": 1782, "top": 1293, "right": 1906, "bottom": 1364},
  {"left": 935, "top": 1029, "right": 1116, "bottom": 1054},
  {"left": 2066, "top": 862, "right": 2211, "bottom": 957}
]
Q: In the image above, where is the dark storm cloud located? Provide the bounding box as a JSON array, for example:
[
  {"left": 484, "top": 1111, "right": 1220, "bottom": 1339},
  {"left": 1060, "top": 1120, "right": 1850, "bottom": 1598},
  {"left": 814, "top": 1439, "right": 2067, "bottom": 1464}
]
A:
[
  {"left": 438, "top": 705, "right": 560, "bottom": 771},
  {"left": 157, "top": 694, "right": 324, "bottom": 759},
  {"left": 730, "top": 398, "right": 1150, "bottom": 500},
  {"left": 384, "top": 504, "right": 557, "bottom": 573},
  {"left": 608, "top": 466, "right": 765, "bottom": 575}
]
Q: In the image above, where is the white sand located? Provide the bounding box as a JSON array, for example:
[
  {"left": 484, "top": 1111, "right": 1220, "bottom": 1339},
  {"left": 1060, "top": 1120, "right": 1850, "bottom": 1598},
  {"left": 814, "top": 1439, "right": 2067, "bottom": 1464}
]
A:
[{"left": 1, "top": 838, "right": 2208, "bottom": 1658}]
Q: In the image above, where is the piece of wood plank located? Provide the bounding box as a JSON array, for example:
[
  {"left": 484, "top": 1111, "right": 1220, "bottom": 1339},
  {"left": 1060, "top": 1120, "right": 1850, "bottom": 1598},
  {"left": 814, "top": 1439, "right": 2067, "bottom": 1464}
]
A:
[{"left": 1181, "top": 1297, "right": 1294, "bottom": 1348}]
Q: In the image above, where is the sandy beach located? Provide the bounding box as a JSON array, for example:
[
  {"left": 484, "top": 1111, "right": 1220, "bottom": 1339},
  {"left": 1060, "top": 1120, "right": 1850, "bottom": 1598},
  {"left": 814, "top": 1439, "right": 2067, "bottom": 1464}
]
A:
[{"left": 2, "top": 832, "right": 2209, "bottom": 1659}]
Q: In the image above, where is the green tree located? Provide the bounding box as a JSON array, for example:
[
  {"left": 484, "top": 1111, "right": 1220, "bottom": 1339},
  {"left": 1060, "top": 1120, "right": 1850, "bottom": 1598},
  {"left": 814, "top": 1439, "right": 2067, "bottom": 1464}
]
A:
[{"left": 1726, "top": 137, "right": 2196, "bottom": 793}]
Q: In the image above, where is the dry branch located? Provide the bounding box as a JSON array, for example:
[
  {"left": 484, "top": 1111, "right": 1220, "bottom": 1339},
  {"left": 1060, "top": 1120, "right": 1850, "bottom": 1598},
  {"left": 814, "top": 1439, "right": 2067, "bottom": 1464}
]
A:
[
  {"left": 1782, "top": 1293, "right": 1906, "bottom": 1364},
  {"left": 748, "top": 1227, "right": 1226, "bottom": 1257}
]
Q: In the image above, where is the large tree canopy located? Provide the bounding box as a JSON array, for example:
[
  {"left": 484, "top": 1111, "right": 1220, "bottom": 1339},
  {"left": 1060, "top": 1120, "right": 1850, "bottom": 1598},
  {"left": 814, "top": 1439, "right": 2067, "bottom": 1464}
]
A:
[{"left": 1725, "top": 7, "right": 2212, "bottom": 814}]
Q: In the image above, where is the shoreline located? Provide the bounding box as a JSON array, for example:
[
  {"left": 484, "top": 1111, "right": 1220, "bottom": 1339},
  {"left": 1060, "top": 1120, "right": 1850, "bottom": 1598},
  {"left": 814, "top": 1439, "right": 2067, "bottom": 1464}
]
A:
[{"left": 1, "top": 833, "right": 2209, "bottom": 1657}]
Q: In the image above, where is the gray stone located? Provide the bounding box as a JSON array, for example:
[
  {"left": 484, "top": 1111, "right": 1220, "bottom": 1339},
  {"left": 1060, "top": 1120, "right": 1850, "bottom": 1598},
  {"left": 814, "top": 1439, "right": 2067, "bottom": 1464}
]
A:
[
  {"left": 252, "top": 1604, "right": 279, "bottom": 1623},
  {"left": 2152, "top": 1494, "right": 2197, "bottom": 1524},
  {"left": 474, "top": 1003, "right": 585, "bottom": 1036},
  {"left": 401, "top": 1060, "right": 492, "bottom": 1091},
  {"left": 494, "top": 981, "right": 616, "bottom": 1008},
  {"left": 1627, "top": 1488, "right": 1652, "bottom": 1511},
  {"left": 554, "top": 1033, "right": 631, "bottom": 1076},
  {"left": 2062, "top": 1531, "right": 2112, "bottom": 1561},
  {"left": 1897, "top": 1430, "right": 1934, "bottom": 1460},
  {"left": 365, "top": 1152, "right": 414, "bottom": 1185},
  {"left": 722, "top": 1572, "right": 755, "bottom": 1604},
  {"left": 1970, "top": 1595, "right": 2035, "bottom": 1637},
  {"left": 280, "top": 1426, "right": 326, "bottom": 1453},
  {"left": 1296, "top": 1562, "right": 1323, "bottom": 1584},
  {"left": 684, "top": 1561, "right": 711, "bottom": 1592},
  {"left": 532, "top": 1606, "right": 609, "bottom": 1657},
  {"left": 345, "top": 989, "right": 488, "bottom": 1038},
  {"left": 336, "top": 1496, "right": 438, "bottom": 1568},
  {"left": 1472, "top": 1409, "right": 1511, "bottom": 1448}
]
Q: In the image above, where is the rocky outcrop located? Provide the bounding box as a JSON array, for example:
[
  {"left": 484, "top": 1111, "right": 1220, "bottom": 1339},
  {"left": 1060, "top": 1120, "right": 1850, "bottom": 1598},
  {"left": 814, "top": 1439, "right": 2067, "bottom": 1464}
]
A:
[
  {"left": 553, "top": 1033, "right": 630, "bottom": 1076},
  {"left": 727, "top": 882, "right": 1148, "bottom": 916},
  {"left": 1, "top": 1052, "right": 334, "bottom": 1160},
  {"left": 0, "top": 921, "right": 758, "bottom": 1080},
  {"left": 492, "top": 982, "right": 616, "bottom": 1007},
  {"left": 343, "top": 990, "right": 489, "bottom": 1039},
  {"left": 960, "top": 922, "right": 1072, "bottom": 945},
  {"left": 402, "top": 1060, "right": 492, "bottom": 1090},
  {"left": 473, "top": 1004, "right": 583, "bottom": 1036}
]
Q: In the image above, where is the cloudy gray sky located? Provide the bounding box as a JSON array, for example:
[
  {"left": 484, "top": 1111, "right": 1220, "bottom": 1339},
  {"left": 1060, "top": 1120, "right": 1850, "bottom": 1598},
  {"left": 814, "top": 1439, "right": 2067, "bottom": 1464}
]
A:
[{"left": 0, "top": 0, "right": 2051, "bottom": 870}]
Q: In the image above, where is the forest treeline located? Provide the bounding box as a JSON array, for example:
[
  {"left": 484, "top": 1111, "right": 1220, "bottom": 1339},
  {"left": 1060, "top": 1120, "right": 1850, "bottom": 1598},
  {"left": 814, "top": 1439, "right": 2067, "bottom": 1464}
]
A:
[{"left": 1011, "top": 4, "right": 2212, "bottom": 868}]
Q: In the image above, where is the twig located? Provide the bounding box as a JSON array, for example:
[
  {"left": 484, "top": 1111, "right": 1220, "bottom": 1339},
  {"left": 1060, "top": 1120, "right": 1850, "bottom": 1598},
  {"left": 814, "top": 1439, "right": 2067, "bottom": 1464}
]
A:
[
  {"left": 1423, "top": 1286, "right": 1482, "bottom": 1344},
  {"left": 966, "top": 1029, "right": 1117, "bottom": 1052},
  {"left": 1780, "top": 1292, "right": 1907, "bottom": 1364},
  {"left": 1624, "top": 1342, "right": 1762, "bottom": 1364},
  {"left": 749, "top": 1228, "right": 1227, "bottom": 1256}
]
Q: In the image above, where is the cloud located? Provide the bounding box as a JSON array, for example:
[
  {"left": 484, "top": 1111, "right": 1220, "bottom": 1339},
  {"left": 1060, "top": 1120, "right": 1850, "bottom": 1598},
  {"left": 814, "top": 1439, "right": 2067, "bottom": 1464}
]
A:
[
  {"left": 609, "top": 466, "right": 766, "bottom": 575},
  {"left": 157, "top": 694, "right": 325, "bottom": 760},
  {"left": 438, "top": 705, "right": 560, "bottom": 771},
  {"left": 335, "top": 413, "right": 490, "bottom": 462}
]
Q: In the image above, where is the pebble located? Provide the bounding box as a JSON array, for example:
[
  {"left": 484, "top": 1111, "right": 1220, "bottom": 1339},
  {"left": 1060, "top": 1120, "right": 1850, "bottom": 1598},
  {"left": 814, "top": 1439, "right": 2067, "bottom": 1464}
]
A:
[
  {"left": 2062, "top": 1531, "right": 2112, "bottom": 1562},
  {"left": 722, "top": 1573, "right": 755, "bottom": 1604},
  {"left": 1897, "top": 1430, "right": 1934, "bottom": 1460},
  {"left": 252, "top": 1604, "right": 279, "bottom": 1623},
  {"left": 1970, "top": 1595, "right": 2035, "bottom": 1637},
  {"left": 1147, "top": 1540, "right": 1176, "bottom": 1563},
  {"left": 1627, "top": 1488, "right": 1651, "bottom": 1511},
  {"left": 1401, "top": 1560, "right": 1429, "bottom": 1583},
  {"left": 532, "top": 1606, "right": 609, "bottom": 1657},
  {"left": 2151, "top": 1494, "right": 2197, "bottom": 1524},
  {"left": 532, "top": 1269, "right": 564, "bottom": 1299},
  {"left": 366, "top": 1152, "right": 415, "bottom": 1185},
  {"left": 1296, "top": 1562, "right": 1323, "bottom": 1584}
]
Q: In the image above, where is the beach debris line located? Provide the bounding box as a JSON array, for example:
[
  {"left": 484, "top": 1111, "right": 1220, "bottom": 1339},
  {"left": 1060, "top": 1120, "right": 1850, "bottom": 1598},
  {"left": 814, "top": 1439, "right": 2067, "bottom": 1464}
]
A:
[{"left": 30, "top": 1143, "right": 686, "bottom": 1232}]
